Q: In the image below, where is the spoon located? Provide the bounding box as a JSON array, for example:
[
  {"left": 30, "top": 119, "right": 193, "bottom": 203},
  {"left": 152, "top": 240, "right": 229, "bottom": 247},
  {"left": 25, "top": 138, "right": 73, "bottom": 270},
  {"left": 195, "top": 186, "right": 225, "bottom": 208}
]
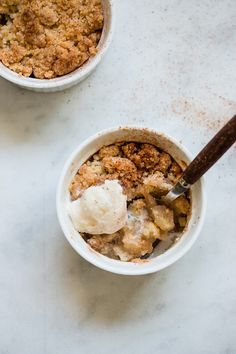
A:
[{"left": 162, "top": 114, "right": 236, "bottom": 204}]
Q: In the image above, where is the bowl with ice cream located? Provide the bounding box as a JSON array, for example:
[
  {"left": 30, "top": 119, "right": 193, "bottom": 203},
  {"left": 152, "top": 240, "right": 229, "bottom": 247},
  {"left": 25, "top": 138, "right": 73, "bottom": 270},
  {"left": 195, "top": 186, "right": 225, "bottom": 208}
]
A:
[{"left": 57, "top": 126, "right": 206, "bottom": 275}]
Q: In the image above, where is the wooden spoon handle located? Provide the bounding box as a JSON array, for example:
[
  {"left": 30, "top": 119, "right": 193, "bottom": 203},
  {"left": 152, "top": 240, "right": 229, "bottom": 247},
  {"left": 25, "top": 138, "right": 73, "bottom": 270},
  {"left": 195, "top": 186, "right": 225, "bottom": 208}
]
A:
[{"left": 183, "top": 114, "right": 236, "bottom": 185}]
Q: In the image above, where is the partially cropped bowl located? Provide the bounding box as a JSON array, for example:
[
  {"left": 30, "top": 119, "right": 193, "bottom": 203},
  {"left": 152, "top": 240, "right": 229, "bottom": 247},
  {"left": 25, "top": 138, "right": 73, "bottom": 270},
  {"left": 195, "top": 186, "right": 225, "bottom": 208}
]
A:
[
  {"left": 57, "top": 126, "right": 206, "bottom": 275},
  {"left": 0, "top": 0, "right": 114, "bottom": 92}
]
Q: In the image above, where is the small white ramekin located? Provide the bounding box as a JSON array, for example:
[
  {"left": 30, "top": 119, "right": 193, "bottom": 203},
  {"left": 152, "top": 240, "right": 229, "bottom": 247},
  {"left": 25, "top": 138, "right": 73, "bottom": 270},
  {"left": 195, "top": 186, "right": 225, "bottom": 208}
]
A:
[
  {"left": 0, "top": 0, "right": 114, "bottom": 92},
  {"left": 57, "top": 126, "right": 206, "bottom": 275}
]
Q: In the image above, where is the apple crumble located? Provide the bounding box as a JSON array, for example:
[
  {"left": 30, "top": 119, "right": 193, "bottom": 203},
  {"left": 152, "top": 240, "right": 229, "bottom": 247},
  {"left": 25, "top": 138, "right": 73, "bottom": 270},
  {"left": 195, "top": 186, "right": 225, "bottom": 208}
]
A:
[
  {"left": 69, "top": 142, "right": 191, "bottom": 262},
  {"left": 0, "top": 0, "right": 104, "bottom": 78}
]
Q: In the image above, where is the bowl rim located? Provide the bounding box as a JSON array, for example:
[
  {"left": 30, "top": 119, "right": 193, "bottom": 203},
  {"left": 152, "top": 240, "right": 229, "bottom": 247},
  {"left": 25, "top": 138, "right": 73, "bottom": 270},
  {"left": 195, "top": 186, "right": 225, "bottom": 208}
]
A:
[
  {"left": 56, "top": 125, "right": 206, "bottom": 275},
  {"left": 0, "top": 0, "right": 115, "bottom": 89}
]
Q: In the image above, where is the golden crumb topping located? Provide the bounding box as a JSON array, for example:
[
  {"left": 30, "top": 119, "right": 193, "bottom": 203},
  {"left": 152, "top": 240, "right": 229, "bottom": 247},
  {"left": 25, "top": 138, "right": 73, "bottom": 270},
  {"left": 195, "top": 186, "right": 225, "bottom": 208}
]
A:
[
  {"left": 122, "top": 143, "right": 160, "bottom": 170},
  {"left": 0, "top": 0, "right": 103, "bottom": 78}
]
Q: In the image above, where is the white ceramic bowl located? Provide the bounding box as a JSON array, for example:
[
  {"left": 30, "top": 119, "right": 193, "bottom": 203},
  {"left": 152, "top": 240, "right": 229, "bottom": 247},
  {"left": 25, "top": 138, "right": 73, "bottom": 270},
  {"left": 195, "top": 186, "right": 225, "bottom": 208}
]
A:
[
  {"left": 0, "top": 0, "right": 114, "bottom": 92},
  {"left": 57, "top": 126, "right": 206, "bottom": 275}
]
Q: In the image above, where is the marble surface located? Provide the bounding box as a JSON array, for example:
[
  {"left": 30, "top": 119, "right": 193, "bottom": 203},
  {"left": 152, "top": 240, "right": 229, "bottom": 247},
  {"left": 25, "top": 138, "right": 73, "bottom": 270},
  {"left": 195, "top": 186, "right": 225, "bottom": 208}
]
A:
[{"left": 0, "top": 1, "right": 236, "bottom": 353}]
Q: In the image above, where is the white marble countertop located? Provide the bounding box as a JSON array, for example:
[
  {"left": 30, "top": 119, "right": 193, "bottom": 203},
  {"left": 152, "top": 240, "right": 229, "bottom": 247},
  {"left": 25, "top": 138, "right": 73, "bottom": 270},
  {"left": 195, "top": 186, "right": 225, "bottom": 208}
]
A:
[{"left": 0, "top": 1, "right": 236, "bottom": 353}]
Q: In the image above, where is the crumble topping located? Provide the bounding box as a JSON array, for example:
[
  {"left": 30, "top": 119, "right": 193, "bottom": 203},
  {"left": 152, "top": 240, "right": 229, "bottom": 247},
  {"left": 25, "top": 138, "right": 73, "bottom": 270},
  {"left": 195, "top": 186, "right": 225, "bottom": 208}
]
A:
[
  {"left": 122, "top": 143, "right": 160, "bottom": 170},
  {"left": 69, "top": 141, "right": 191, "bottom": 262},
  {"left": 0, "top": 0, "right": 103, "bottom": 78}
]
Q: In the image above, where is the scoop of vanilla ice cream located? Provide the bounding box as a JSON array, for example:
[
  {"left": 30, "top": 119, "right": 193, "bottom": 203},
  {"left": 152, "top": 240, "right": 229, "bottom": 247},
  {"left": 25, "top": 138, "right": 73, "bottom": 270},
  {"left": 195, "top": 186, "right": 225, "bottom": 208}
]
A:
[{"left": 68, "top": 180, "right": 127, "bottom": 234}]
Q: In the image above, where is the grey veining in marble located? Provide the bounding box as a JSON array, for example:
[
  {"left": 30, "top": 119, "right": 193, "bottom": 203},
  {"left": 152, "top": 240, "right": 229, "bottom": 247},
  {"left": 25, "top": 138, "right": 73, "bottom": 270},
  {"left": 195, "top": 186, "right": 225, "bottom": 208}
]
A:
[{"left": 0, "top": 1, "right": 236, "bottom": 353}]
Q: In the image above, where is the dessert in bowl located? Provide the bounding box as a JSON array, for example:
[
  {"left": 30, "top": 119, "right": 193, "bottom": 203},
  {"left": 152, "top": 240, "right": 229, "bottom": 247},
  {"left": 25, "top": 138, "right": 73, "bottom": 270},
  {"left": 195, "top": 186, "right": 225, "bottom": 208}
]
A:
[
  {"left": 57, "top": 127, "right": 206, "bottom": 275},
  {"left": 0, "top": 0, "right": 114, "bottom": 91}
]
